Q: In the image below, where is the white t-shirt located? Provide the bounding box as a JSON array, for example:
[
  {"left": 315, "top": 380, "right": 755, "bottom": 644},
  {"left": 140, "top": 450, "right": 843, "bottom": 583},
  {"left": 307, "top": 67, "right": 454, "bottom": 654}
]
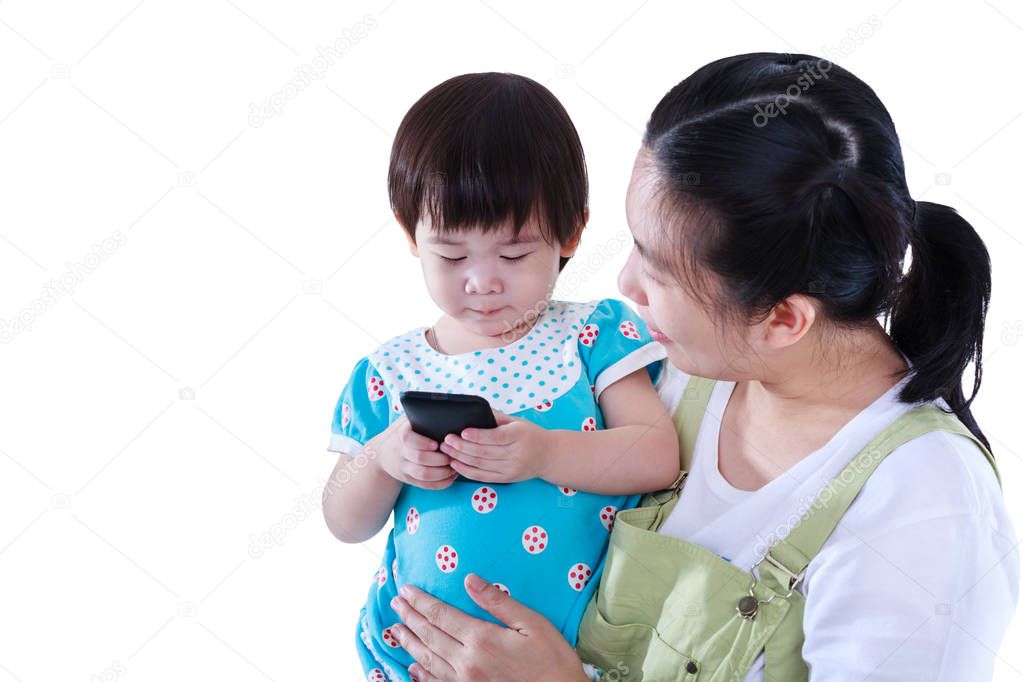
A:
[{"left": 653, "top": 362, "right": 1019, "bottom": 682}]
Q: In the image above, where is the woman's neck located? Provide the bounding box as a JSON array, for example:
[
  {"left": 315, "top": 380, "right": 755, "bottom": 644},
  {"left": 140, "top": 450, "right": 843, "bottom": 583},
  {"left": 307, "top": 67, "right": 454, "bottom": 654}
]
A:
[
  {"left": 717, "top": 323, "right": 910, "bottom": 490},
  {"left": 749, "top": 322, "right": 909, "bottom": 417}
]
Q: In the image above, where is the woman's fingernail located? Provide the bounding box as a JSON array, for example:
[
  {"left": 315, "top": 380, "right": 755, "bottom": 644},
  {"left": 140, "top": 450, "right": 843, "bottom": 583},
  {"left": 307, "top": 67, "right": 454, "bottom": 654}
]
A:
[
  {"left": 466, "top": 573, "right": 486, "bottom": 591},
  {"left": 399, "top": 585, "right": 411, "bottom": 598},
  {"left": 390, "top": 596, "right": 400, "bottom": 609}
]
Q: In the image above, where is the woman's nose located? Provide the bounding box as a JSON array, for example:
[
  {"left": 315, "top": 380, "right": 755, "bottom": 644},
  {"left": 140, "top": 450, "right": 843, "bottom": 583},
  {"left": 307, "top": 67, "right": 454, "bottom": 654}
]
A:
[{"left": 618, "top": 252, "right": 647, "bottom": 306}]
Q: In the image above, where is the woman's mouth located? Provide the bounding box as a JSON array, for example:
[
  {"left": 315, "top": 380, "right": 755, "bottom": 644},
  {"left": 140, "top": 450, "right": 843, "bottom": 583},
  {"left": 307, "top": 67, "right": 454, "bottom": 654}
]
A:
[{"left": 649, "top": 328, "right": 670, "bottom": 343}]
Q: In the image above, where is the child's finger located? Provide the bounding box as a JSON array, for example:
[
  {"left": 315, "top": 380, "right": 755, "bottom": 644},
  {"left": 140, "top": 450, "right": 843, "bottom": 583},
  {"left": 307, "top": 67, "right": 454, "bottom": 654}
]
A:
[
  {"left": 491, "top": 411, "right": 516, "bottom": 426},
  {"left": 402, "top": 428, "right": 439, "bottom": 452},
  {"left": 404, "top": 449, "right": 451, "bottom": 467},
  {"left": 444, "top": 449, "right": 493, "bottom": 470},
  {"left": 450, "top": 459, "right": 505, "bottom": 483},
  {"left": 441, "top": 436, "right": 495, "bottom": 460},
  {"left": 458, "top": 425, "right": 509, "bottom": 446}
]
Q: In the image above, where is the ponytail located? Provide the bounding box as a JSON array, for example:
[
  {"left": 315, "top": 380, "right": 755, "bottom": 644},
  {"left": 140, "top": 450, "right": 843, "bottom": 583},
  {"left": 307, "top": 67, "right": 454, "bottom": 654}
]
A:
[{"left": 890, "top": 201, "right": 992, "bottom": 450}]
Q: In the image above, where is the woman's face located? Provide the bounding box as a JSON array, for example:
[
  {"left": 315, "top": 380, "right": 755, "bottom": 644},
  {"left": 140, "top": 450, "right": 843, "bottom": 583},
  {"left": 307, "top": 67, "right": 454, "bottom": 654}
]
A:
[{"left": 618, "top": 151, "right": 755, "bottom": 380}]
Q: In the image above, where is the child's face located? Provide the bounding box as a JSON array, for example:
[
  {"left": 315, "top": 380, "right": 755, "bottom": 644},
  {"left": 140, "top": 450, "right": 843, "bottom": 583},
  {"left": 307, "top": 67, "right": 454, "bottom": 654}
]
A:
[{"left": 406, "top": 217, "right": 579, "bottom": 340}]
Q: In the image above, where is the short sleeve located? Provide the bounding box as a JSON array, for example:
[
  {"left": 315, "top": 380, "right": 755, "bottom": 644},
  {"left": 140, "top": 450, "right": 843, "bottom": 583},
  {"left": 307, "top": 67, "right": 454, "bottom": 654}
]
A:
[
  {"left": 327, "top": 357, "right": 393, "bottom": 455},
  {"left": 578, "top": 298, "right": 668, "bottom": 401}
]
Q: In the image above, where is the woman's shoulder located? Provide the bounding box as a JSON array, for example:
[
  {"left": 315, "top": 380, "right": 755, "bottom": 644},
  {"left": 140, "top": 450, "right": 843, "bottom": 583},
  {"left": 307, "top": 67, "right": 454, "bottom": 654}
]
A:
[{"left": 840, "top": 425, "right": 1009, "bottom": 535}]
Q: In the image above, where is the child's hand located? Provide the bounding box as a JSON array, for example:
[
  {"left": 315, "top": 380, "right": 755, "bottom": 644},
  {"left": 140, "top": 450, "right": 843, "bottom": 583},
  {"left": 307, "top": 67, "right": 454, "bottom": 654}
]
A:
[
  {"left": 372, "top": 416, "right": 459, "bottom": 490},
  {"left": 440, "top": 412, "right": 547, "bottom": 483}
]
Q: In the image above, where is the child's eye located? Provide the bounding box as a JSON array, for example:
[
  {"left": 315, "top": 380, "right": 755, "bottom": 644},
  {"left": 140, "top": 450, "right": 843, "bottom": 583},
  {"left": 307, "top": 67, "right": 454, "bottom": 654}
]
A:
[
  {"left": 501, "top": 253, "right": 530, "bottom": 262},
  {"left": 439, "top": 256, "right": 466, "bottom": 264}
]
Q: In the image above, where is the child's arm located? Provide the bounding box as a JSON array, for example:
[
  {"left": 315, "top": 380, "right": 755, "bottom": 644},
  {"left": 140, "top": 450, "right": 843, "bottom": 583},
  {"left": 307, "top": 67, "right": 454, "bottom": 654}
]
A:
[
  {"left": 322, "top": 445, "right": 402, "bottom": 544},
  {"left": 322, "top": 416, "right": 457, "bottom": 544},
  {"left": 540, "top": 368, "right": 680, "bottom": 495},
  {"left": 443, "top": 368, "right": 680, "bottom": 495}
]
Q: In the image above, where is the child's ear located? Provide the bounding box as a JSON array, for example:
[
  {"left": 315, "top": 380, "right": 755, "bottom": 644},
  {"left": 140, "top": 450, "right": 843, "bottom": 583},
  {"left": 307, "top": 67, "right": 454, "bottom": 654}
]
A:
[
  {"left": 560, "top": 210, "right": 588, "bottom": 258},
  {"left": 397, "top": 214, "right": 419, "bottom": 257}
]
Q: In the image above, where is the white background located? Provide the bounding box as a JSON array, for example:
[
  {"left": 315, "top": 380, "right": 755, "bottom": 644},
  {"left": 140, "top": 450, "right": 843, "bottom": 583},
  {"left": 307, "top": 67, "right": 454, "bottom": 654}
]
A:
[{"left": 1, "top": 1, "right": 1021, "bottom": 680}]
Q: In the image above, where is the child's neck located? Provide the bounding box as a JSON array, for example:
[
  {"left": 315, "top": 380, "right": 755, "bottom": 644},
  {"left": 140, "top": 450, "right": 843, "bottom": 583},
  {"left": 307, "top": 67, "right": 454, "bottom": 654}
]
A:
[{"left": 426, "top": 315, "right": 535, "bottom": 356}]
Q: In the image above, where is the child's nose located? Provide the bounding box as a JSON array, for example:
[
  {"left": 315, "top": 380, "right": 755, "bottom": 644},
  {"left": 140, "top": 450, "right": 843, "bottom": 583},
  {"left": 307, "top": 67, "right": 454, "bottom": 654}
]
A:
[{"left": 465, "top": 271, "right": 503, "bottom": 295}]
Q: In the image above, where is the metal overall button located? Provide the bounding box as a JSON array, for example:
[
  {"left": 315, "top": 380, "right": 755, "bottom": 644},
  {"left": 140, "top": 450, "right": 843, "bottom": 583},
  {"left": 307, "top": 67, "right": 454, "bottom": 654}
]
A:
[
  {"left": 736, "top": 550, "right": 806, "bottom": 621},
  {"left": 736, "top": 594, "right": 759, "bottom": 620}
]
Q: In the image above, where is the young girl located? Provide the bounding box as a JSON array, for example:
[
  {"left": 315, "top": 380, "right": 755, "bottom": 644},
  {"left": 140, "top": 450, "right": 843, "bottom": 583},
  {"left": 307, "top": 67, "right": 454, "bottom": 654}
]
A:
[{"left": 323, "top": 73, "right": 680, "bottom": 682}]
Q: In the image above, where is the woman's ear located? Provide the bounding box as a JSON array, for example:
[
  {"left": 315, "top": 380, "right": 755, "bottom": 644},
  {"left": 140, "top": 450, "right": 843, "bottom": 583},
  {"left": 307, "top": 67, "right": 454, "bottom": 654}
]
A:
[{"left": 762, "top": 294, "right": 817, "bottom": 349}]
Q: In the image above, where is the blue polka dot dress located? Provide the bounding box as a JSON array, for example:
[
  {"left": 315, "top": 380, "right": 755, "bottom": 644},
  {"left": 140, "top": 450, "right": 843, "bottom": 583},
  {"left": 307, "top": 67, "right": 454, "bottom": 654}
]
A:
[{"left": 327, "top": 299, "right": 667, "bottom": 682}]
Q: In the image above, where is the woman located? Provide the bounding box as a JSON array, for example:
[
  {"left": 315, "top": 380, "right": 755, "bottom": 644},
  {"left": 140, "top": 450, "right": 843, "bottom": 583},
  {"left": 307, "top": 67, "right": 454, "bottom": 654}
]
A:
[{"left": 385, "top": 53, "right": 1019, "bottom": 681}]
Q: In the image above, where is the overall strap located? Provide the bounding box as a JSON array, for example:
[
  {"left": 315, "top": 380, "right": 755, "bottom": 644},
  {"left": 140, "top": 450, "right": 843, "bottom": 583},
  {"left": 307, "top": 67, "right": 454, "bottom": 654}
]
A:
[
  {"left": 760, "top": 404, "right": 1001, "bottom": 594},
  {"left": 673, "top": 375, "right": 718, "bottom": 473},
  {"left": 645, "top": 375, "right": 717, "bottom": 517}
]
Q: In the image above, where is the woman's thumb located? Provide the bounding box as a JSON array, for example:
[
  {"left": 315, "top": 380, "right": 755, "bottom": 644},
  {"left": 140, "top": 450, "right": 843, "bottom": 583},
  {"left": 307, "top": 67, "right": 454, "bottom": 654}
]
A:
[{"left": 464, "top": 573, "right": 531, "bottom": 631}]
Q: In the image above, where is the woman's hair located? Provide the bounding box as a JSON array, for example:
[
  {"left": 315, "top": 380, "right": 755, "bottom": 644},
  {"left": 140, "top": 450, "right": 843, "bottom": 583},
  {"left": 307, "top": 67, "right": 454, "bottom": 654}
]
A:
[
  {"left": 643, "top": 52, "right": 992, "bottom": 450},
  {"left": 388, "top": 72, "right": 587, "bottom": 272}
]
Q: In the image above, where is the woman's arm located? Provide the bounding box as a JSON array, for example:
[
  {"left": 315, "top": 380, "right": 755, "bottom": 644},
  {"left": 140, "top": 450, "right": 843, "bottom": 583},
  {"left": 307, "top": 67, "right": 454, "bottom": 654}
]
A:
[{"left": 389, "top": 573, "right": 592, "bottom": 682}]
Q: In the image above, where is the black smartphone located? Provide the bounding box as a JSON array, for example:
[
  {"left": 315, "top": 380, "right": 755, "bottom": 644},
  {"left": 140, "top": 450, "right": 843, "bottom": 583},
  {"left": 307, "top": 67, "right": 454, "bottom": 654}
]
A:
[{"left": 399, "top": 390, "right": 498, "bottom": 482}]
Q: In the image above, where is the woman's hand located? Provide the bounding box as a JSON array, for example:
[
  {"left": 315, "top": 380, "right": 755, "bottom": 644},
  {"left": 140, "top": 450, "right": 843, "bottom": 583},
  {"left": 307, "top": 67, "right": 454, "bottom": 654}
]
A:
[
  {"left": 389, "top": 573, "right": 588, "bottom": 682},
  {"left": 439, "top": 411, "right": 549, "bottom": 483}
]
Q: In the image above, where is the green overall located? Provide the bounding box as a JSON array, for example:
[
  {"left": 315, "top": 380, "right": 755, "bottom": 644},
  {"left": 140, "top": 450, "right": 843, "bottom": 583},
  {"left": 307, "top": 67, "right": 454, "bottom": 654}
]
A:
[{"left": 576, "top": 376, "right": 1000, "bottom": 682}]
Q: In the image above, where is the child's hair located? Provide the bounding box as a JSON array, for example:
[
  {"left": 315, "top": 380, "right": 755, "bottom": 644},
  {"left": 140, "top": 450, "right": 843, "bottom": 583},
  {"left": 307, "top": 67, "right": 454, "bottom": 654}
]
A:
[
  {"left": 388, "top": 72, "right": 587, "bottom": 272},
  {"left": 642, "top": 52, "right": 992, "bottom": 451}
]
